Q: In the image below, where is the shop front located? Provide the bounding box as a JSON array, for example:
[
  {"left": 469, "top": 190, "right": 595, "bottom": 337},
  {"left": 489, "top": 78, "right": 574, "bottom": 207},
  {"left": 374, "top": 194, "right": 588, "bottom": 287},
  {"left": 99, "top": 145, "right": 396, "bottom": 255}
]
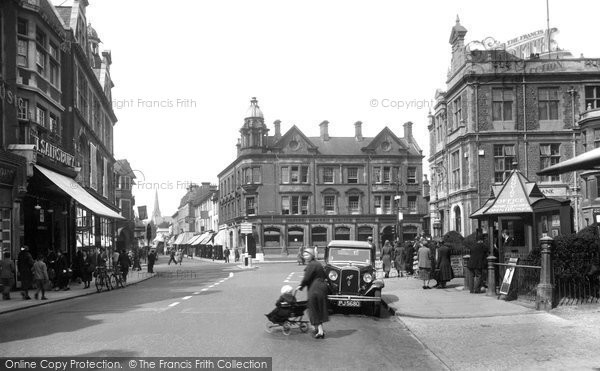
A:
[{"left": 0, "top": 150, "right": 26, "bottom": 261}]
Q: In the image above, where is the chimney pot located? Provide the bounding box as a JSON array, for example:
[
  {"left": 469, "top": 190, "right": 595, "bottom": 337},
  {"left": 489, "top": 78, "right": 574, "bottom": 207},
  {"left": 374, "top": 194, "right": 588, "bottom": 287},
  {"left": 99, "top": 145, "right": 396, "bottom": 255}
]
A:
[
  {"left": 319, "top": 120, "right": 330, "bottom": 141},
  {"left": 354, "top": 121, "right": 363, "bottom": 141},
  {"left": 273, "top": 120, "right": 281, "bottom": 140}
]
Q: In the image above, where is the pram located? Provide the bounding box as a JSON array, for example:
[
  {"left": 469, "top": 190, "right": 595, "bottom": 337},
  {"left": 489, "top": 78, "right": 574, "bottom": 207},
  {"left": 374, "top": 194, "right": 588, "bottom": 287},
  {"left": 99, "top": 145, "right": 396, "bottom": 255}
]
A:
[{"left": 265, "top": 292, "right": 310, "bottom": 336}]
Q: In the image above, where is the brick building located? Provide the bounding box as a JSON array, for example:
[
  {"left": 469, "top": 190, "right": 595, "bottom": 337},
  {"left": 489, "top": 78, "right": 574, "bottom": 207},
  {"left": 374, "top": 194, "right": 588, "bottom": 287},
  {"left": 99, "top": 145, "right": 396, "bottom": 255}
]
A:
[
  {"left": 428, "top": 18, "right": 600, "bottom": 241},
  {"left": 218, "top": 98, "right": 426, "bottom": 255}
]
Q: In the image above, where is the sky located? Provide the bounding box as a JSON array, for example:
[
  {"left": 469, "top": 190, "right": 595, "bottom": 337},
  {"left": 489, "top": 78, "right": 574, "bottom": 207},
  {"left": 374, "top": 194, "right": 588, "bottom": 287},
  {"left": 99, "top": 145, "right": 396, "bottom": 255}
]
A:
[{"left": 77, "top": 0, "right": 600, "bottom": 218}]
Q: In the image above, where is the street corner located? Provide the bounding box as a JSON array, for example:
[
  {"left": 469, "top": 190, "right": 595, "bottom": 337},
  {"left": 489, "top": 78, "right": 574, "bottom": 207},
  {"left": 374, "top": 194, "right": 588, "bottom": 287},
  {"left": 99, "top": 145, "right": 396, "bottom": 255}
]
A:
[{"left": 381, "top": 294, "right": 400, "bottom": 316}]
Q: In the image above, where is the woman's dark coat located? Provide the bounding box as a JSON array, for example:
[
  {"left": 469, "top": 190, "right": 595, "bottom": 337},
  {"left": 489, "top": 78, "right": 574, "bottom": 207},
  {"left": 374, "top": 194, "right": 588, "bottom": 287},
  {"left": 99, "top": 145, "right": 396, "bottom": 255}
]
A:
[
  {"left": 17, "top": 250, "right": 34, "bottom": 289},
  {"left": 436, "top": 244, "right": 454, "bottom": 282},
  {"left": 299, "top": 259, "right": 329, "bottom": 326}
]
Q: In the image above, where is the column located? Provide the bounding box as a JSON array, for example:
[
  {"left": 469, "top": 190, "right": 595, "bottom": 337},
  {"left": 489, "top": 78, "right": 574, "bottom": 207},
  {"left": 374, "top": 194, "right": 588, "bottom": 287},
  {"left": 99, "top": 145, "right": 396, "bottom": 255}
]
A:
[{"left": 536, "top": 235, "right": 554, "bottom": 311}]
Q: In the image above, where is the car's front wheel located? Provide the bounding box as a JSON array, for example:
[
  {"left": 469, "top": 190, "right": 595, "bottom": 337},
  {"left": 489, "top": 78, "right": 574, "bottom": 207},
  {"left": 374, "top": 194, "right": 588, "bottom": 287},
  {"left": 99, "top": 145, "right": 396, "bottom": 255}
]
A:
[{"left": 371, "top": 290, "right": 382, "bottom": 317}]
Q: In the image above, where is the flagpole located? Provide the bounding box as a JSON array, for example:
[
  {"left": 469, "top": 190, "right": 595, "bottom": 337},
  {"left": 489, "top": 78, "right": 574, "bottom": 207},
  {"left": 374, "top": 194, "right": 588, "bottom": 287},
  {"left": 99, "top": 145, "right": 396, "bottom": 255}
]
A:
[{"left": 546, "top": 0, "right": 551, "bottom": 57}]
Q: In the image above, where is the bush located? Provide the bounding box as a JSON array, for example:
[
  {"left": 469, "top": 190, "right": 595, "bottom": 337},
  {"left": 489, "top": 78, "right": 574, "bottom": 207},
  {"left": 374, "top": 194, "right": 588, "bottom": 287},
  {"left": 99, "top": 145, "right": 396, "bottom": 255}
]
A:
[
  {"left": 527, "top": 224, "right": 600, "bottom": 280},
  {"left": 443, "top": 230, "right": 467, "bottom": 255}
]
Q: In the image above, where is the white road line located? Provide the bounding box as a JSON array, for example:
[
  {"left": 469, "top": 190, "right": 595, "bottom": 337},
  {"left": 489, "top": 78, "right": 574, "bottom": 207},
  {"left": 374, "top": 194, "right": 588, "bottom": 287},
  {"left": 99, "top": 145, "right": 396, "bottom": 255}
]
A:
[
  {"left": 182, "top": 296, "right": 192, "bottom": 300},
  {"left": 193, "top": 292, "right": 200, "bottom": 295},
  {"left": 201, "top": 288, "right": 208, "bottom": 291},
  {"left": 229, "top": 273, "right": 234, "bottom": 278},
  {"left": 168, "top": 302, "right": 180, "bottom": 307}
]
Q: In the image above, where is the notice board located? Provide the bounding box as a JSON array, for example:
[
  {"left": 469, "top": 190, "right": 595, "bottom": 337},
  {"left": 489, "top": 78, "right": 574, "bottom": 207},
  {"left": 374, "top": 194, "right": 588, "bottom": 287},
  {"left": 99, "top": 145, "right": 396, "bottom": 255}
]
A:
[
  {"left": 450, "top": 255, "right": 464, "bottom": 278},
  {"left": 499, "top": 257, "right": 519, "bottom": 295}
]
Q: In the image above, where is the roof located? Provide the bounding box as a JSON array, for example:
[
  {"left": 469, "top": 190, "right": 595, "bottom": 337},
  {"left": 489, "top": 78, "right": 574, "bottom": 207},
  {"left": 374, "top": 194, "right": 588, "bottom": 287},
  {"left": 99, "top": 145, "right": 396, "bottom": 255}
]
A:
[
  {"left": 538, "top": 147, "right": 600, "bottom": 175},
  {"left": 245, "top": 97, "right": 263, "bottom": 119},
  {"left": 114, "top": 159, "right": 136, "bottom": 178}
]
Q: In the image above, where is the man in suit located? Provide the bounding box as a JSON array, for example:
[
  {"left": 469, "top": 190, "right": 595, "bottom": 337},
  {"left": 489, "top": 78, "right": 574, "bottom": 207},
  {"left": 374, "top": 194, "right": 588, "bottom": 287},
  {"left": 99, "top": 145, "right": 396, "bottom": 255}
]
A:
[
  {"left": 501, "top": 230, "right": 514, "bottom": 248},
  {"left": 467, "top": 234, "right": 487, "bottom": 293}
]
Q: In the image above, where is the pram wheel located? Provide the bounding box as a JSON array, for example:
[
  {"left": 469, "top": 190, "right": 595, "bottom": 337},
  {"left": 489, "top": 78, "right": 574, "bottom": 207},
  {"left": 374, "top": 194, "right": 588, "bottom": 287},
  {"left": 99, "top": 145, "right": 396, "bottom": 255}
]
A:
[
  {"left": 282, "top": 322, "right": 292, "bottom": 336},
  {"left": 299, "top": 322, "right": 309, "bottom": 333},
  {"left": 265, "top": 320, "right": 276, "bottom": 334}
]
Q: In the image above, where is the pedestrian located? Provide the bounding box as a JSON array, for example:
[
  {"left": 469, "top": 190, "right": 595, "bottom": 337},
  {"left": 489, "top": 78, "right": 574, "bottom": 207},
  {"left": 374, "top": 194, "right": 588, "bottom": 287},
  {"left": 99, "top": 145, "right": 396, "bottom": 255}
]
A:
[
  {"left": 436, "top": 240, "right": 454, "bottom": 288},
  {"left": 46, "top": 249, "right": 57, "bottom": 289},
  {"left": 234, "top": 248, "right": 240, "bottom": 262},
  {"left": 118, "top": 249, "right": 132, "bottom": 283},
  {"left": 17, "top": 245, "right": 34, "bottom": 299},
  {"left": 112, "top": 249, "right": 120, "bottom": 269},
  {"left": 168, "top": 249, "right": 177, "bottom": 265},
  {"left": 132, "top": 249, "right": 142, "bottom": 271},
  {"left": 147, "top": 250, "right": 156, "bottom": 273},
  {"left": 468, "top": 233, "right": 487, "bottom": 294},
  {"left": 177, "top": 249, "right": 184, "bottom": 265},
  {"left": 417, "top": 242, "right": 432, "bottom": 289},
  {"left": 297, "top": 246, "right": 305, "bottom": 265},
  {"left": 72, "top": 246, "right": 84, "bottom": 284},
  {"left": 81, "top": 250, "right": 94, "bottom": 289},
  {"left": 1, "top": 251, "right": 15, "bottom": 300},
  {"left": 367, "top": 236, "right": 376, "bottom": 257},
  {"left": 429, "top": 241, "right": 440, "bottom": 288},
  {"left": 297, "top": 247, "right": 328, "bottom": 339},
  {"left": 405, "top": 241, "right": 415, "bottom": 276},
  {"left": 32, "top": 254, "right": 49, "bottom": 300},
  {"left": 55, "top": 250, "right": 70, "bottom": 291},
  {"left": 381, "top": 240, "right": 393, "bottom": 278},
  {"left": 224, "top": 247, "right": 230, "bottom": 263},
  {"left": 393, "top": 241, "right": 406, "bottom": 278}
]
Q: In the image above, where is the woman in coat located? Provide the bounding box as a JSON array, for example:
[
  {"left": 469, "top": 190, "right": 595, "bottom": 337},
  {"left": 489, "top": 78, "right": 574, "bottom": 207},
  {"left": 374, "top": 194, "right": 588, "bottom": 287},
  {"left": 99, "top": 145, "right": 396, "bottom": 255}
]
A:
[
  {"left": 381, "top": 240, "right": 393, "bottom": 278},
  {"left": 17, "top": 246, "right": 34, "bottom": 299},
  {"left": 393, "top": 242, "right": 406, "bottom": 278},
  {"left": 81, "top": 250, "right": 94, "bottom": 289},
  {"left": 297, "top": 247, "right": 328, "bottom": 339},
  {"left": 436, "top": 241, "right": 454, "bottom": 288}
]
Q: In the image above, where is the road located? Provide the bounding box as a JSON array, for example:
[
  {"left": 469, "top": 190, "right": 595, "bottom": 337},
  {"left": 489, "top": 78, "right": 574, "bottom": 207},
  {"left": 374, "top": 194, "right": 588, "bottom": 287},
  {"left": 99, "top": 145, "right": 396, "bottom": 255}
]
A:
[{"left": 0, "top": 259, "right": 446, "bottom": 370}]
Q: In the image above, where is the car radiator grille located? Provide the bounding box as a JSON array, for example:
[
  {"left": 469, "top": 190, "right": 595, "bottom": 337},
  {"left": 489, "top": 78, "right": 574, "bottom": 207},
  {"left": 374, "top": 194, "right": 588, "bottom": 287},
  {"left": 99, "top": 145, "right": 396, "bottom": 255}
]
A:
[{"left": 339, "top": 268, "right": 360, "bottom": 294}]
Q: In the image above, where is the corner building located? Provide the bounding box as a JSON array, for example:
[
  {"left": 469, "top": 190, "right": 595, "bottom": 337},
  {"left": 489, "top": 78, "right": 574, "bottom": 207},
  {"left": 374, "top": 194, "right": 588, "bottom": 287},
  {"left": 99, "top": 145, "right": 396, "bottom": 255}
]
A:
[
  {"left": 428, "top": 19, "right": 600, "bottom": 239},
  {"left": 218, "top": 98, "right": 426, "bottom": 254}
]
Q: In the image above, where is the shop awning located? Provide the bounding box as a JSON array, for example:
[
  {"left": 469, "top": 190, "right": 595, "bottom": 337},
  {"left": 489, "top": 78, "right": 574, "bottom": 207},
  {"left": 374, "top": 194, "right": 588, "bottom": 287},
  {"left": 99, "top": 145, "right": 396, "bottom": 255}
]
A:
[
  {"left": 210, "top": 229, "right": 228, "bottom": 246},
  {"left": 173, "top": 234, "right": 184, "bottom": 245},
  {"left": 153, "top": 234, "right": 165, "bottom": 243},
  {"left": 167, "top": 235, "right": 176, "bottom": 245},
  {"left": 191, "top": 232, "right": 211, "bottom": 246},
  {"left": 187, "top": 235, "right": 202, "bottom": 246},
  {"left": 174, "top": 232, "right": 195, "bottom": 245},
  {"left": 538, "top": 146, "right": 600, "bottom": 175},
  {"left": 35, "top": 165, "right": 125, "bottom": 220}
]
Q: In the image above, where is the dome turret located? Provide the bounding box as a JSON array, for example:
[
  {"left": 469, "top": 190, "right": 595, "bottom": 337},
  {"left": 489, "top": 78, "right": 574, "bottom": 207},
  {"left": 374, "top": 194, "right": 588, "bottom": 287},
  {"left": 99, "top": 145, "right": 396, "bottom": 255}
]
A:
[{"left": 245, "top": 97, "right": 264, "bottom": 119}]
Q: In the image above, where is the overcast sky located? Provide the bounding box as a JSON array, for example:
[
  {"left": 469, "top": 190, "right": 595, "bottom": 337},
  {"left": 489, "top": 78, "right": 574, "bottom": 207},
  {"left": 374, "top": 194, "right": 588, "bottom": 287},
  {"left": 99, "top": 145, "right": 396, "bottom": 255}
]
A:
[{"left": 80, "top": 0, "right": 600, "bottom": 218}]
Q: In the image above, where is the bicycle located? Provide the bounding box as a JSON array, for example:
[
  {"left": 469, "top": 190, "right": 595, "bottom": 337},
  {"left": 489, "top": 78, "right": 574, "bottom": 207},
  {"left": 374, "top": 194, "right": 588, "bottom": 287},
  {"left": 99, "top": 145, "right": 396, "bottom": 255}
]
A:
[
  {"left": 94, "top": 266, "right": 113, "bottom": 292},
  {"left": 111, "top": 266, "right": 125, "bottom": 289}
]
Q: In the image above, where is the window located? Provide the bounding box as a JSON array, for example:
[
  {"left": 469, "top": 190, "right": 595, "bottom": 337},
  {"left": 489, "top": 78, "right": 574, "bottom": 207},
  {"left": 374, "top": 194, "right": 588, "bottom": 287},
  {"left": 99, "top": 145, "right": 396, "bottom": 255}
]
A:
[
  {"left": 49, "top": 43, "right": 58, "bottom": 60},
  {"left": 49, "top": 61, "right": 59, "bottom": 86},
  {"left": 494, "top": 144, "right": 516, "bottom": 183},
  {"left": 383, "top": 167, "right": 391, "bottom": 183},
  {"left": 348, "top": 195, "right": 360, "bottom": 214},
  {"left": 281, "top": 167, "right": 289, "bottom": 183},
  {"left": 36, "top": 47, "right": 46, "bottom": 75},
  {"left": 244, "top": 167, "right": 251, "bottom": 184},
  {"left": 374, "top": 196, "right": 382, "bottom": 214},
  {"left": 383, "top": 196, "right": 392, "bottom": 214},
  {"left": 301, "top": 196, "right": 308, "bottom": 215},
  {"left": 538, "top": 88, "right": 559, "bottom": 120},
  {"left": 291, "top": 166, "right": 299, "bottom": 183},
  {"left": 252, "top": 167, "right": 261, "bottom": 183},
  {"left": 17, "top": 39, "right": 28, "bottom": 66},
  {"left": 281, "top": 196, "right": 290, "bottom": 214},
  {"left": 407, "top": 167, "right": 417, "bottom": 184},
  {"left": 17, "top": 99, "right": 29, "bottom": 120},
  {"left": 582, "top": 131, "right": 587, "bottom": 151},
  {"left": 282, "top": 195, "right": 309, "bottom": 215},
  {"left": 301, "top": 166, "right": 309, "bottom": 183},
  {"left": 347, "top": 167, "right": 358, "bottom": 183},
  {"left": 36, "top": 106, "right": 46, "bottom": 127},
  {"left": 408, "top": 196, "right": 417, "bottom": 213},
  {"left": 36, "top": 28, "right": 46, "bottom": 46},
  {"left": 595, "top": 129, "right": 600, "bottom": 149},
  {"left": 49, "top": 113, "right": 60, "bottom": 136},
  {"left": 324, "top": 195, "right": 335, "bottom": 214},
  {"left": 90, "top": 144, "right": 98, "bottom": 190},
  {"left": 492, "top": 88, "right": 514, "bottom": 121},
  {"left": 77, "top": 70, "right": 88, "bottom": 119},
  {"left": 539, "top": 144, "right": 560, "bottom": 182},
  {"left": 323, "top": 167, "right": 334, "bottom": 183},
  {"left": 451, "top": 150, "right": 460, "bottom": 190},
  {"left": 374, "top": 167, "right": 382, "bottom": 183},
  {"left": 17, "top": 19, "right": 28, "bottom": 35},
  {"left": 585, "top": 86, "right": 600, "bottom": 110},
  {"left": 246, "top": 197, "right": 256, "bottom": 215},
  {"left": 452, "top": 96, "right": 462, "bottom": 130},
  {"left": 120, "top": 199, "right": 131, "bottom": 220},
  {"left": 103, "top": 158, "right": 108, "bottom": 198}
]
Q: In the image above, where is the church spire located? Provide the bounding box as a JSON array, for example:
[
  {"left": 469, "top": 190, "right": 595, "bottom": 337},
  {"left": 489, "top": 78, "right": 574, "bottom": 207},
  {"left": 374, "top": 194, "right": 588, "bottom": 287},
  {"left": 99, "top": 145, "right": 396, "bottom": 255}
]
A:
[{"left": 151, "top": 190, "right": 161, "bottom": 224}]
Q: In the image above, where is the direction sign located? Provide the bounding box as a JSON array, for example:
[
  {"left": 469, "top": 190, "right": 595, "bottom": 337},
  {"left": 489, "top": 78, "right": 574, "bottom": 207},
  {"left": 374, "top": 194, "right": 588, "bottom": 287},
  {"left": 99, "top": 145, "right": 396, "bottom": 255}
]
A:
[{"left": 240, "top": 222, "right": 252, "bottom": 234}]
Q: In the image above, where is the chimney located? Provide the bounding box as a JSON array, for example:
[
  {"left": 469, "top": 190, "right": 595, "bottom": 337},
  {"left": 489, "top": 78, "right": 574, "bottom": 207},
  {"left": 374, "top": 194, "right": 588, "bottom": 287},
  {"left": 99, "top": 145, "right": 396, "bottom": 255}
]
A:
[
  {"left": 403, "top": 121, "right": 413, "bottom": 141},
  {"left": 273, "top": 120, "right": 281, "bottom": 140},
  {"left": 354, "top": 121, "right": 363, "bottom": 141},
  {"left": 320, "top": 120, "right": 330, "bottom": 141}
]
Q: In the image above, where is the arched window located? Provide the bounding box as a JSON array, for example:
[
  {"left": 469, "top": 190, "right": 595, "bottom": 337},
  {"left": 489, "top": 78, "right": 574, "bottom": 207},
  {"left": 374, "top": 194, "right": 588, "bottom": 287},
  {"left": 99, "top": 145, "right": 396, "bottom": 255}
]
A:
[
  {"left": 454, "top": 206, "right": 462, "bottom": 233},
  {"left": 311, "top": 226, "right": 327, "bottom": 244},
  {"left": 334, "top": 226, "right": 350, "bottom": 240}
]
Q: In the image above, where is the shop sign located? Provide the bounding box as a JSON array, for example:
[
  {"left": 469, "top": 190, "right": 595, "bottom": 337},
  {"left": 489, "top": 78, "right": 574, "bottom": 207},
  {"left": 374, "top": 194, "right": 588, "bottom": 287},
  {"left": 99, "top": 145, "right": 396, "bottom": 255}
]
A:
[
  {"left": 0, "top": 164, "right": 16, "bottom": 186},
  {"left": 540, "top": 187, "right": 567, "bottom": 197},
  {"left": 240, "top": 222, "right": 252, "bottom": 234},
  {"left": 505, "top": 28, "right": 558, "bottom": 57},
  {"left": 499, "top": 258, "right": 519, "bottom": 295},
  {"left": 31, "top": 134, "right": 75, "bottom": 167},
  {"left": 0, "top": 78, "right": 24, "bottom": 109}
]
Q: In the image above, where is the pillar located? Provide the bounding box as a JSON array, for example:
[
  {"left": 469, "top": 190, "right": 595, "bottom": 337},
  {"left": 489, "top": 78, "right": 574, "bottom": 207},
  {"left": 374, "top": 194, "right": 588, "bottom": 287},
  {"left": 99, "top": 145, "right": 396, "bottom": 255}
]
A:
[
  {"left": 536, "top": 235, "right": 554, "bottom": 311},
  {"left": 486, "top": 255, "right": 497, "bottom": 296},
  {"left": 463, "top": 254, "right": 471, "bottom": 291}
]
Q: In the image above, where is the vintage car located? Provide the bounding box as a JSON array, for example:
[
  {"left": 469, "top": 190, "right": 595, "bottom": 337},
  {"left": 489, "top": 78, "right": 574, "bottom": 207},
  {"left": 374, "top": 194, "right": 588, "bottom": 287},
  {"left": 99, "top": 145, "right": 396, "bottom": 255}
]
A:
[{"left": 324, "top": 240, "right": 384, "bottom": 317}]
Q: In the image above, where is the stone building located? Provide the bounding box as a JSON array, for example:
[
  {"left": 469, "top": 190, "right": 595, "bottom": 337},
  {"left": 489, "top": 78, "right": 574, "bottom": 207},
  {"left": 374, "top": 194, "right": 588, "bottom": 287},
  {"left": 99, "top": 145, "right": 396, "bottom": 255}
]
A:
[
  {"left": 0, "top": 0, "right": 122, "bottom": 264},
  {"left": 218, "top": 98, "right": 426, "bottom": 255},
  {"left": 428, "top": 18, "right": 600, "bottom": 239}
]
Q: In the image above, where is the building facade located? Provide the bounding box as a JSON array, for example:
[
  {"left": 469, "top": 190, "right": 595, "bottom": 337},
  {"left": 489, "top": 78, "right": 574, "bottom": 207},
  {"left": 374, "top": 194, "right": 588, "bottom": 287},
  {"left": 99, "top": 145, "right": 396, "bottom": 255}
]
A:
[
  {"left": 218, "top": 98, "right": 427, "bottom": 254},
  {"left": 191, "top": 182, "right": 218, "bottom": 234},
  {"left": 428, "top": 19, "right": 600, "bottom": 239},
  {"left": 0, "top": 0, "right": 122, "bottom": 265},
  {"left": 114, "top": 159, "right": 135, "bottom": 251}
]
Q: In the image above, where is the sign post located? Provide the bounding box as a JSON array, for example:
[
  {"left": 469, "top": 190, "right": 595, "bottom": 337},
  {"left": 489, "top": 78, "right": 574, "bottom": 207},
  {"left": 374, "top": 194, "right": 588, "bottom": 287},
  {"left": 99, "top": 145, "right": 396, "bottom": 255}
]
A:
[
  {"left": 240, "top": 222, "right": 253, "bottom": 266},
  {"left": 499, "top": 257, "right": 519, "bottom": 299}
]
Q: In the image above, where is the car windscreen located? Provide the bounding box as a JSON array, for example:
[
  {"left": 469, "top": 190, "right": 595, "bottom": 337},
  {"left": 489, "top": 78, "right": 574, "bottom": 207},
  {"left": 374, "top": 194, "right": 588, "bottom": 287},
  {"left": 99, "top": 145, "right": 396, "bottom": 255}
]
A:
[{"left": 328, "top": 247, "right": 371, "bottom": 264}]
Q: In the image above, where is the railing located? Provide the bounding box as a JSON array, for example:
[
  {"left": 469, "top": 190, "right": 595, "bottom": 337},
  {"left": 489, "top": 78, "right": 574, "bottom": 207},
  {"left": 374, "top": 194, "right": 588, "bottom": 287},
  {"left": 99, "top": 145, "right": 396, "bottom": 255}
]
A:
[
  {"left": 554, "top": 276, "right": 600, "bottom": 306},
  {"left": 496, "top": 261, "right": 541, "bottom": 303}
]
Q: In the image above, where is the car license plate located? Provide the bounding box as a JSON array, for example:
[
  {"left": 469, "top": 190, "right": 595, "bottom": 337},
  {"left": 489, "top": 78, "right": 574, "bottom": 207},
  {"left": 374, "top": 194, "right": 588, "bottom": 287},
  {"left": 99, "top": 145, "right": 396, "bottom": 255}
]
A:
[{"left": 338, "top": 300, "right": 360, "bottom": 307}]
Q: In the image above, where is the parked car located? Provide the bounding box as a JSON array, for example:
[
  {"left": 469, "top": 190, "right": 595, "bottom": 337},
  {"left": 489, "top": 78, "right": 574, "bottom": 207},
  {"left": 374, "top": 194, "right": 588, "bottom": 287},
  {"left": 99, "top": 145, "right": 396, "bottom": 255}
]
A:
[{"left": 324, "top": 240, "right": 385, "bottom": 317}]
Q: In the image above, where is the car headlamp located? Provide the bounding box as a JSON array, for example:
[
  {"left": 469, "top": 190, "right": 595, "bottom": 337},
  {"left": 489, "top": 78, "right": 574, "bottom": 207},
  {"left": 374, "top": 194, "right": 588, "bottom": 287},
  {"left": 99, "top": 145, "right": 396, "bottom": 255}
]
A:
[
  {"left": 328, "top": 271, "right": 339, "bottom": 281},
  {"left": 363, "top": 273, "right": 373, "bottom": 283}
]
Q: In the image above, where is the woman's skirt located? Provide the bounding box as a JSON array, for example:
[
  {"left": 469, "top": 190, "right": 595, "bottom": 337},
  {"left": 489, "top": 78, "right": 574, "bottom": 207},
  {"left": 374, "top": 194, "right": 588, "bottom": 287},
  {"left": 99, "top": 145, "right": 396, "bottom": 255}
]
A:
[{"left": 418, "top": 267, "right": 431, "bottom": 281}]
